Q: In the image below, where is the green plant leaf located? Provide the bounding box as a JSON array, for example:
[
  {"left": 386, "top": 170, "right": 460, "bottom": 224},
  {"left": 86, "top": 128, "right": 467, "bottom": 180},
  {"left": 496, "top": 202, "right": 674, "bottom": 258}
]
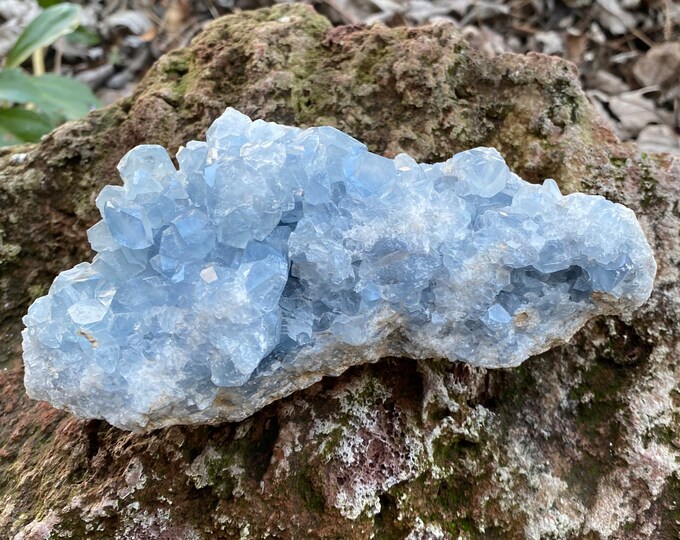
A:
[
  {"left": 0, "top": 108, "right": 54, "bottom": 145},
  {"left": 67, "top": 26, "right": 101, "bottom": 47},
  {"left": 0, "top": 69, "right": 44, "bottom": 104},
  {"left": 5, "top": 3, "right": 82, "bottom": 69},
  {"left": 38, "top": 0, "right": 65, "bottom": 7},
  {"left": 0, "top": 69, "right": 100, "bottom": 127},
  {"left": 33, "top": 74, "right": 100, "bottom": 120}
]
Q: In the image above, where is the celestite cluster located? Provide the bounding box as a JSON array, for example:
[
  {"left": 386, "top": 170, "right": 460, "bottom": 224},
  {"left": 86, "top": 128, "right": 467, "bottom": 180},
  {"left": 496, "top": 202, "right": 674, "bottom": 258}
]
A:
[{"left": 22, "top": 108, "right": 656, "bottom": 431}]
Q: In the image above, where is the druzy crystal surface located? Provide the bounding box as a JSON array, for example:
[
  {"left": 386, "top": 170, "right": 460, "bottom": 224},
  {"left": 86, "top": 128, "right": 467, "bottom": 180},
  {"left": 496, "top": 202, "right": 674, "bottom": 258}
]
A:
[{"left": 22, "top": 108, "right": 656, "bottom": 431}]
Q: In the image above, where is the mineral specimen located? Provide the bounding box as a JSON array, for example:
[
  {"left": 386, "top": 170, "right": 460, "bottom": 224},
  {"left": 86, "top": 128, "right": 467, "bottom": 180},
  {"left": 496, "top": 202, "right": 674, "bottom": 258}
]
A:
[{"left": 22, "top": 108, "right": 656, "bottom": 431}]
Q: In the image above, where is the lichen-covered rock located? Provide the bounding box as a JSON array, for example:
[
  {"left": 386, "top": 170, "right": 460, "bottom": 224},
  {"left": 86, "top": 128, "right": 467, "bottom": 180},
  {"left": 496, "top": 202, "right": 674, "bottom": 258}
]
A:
[{"left": 1, "top": 4, "right": 679, "bottom": 539}]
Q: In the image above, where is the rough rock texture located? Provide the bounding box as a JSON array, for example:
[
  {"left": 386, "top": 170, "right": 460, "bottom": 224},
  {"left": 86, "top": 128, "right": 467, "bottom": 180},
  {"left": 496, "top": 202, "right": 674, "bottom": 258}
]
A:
[{"left": 1, "top": 4, "right": 679, "bottom": 538}]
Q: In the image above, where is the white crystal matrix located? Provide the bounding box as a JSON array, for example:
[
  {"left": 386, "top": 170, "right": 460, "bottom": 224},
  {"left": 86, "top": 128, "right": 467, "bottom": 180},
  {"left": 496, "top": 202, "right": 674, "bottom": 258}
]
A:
[{"left": 22, "top": 108, "right": 656, "bottom": 431}]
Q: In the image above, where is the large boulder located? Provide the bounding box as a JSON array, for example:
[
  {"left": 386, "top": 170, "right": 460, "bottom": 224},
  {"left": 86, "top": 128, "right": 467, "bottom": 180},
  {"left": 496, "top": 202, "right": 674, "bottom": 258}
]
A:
[{"left": 1, "top": 4, "right": 678, "bottom": 538}]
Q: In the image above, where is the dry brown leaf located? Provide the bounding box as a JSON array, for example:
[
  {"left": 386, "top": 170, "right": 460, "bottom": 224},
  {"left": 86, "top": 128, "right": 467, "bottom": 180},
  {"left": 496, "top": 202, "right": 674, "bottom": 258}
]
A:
[
  {"left": 407, "top": 0, "right": 469, "bottom": 24},
  {"left": 590, "top": 70, "right": 630, "bottom": 95},
  {"left": 162, "top": 0, "right": 186, "bottom": 38},
  {"left": 103, "top": 10, "right": 153, "bottom": 36},
  {"left": 608, "top": 91, "right": 663, "bottom": 134},
  {"left": 461, "top": 25, "right": 509, "bottom": 56},
  {"left": 534, "top": 31, "right": 564, "bottom": 55},
  {"left": 595, "top": 0, "right": 636, "bottom": 35},
  {"left": 587, "top": 90, "right": 621, "bottom": 135},
  {"left": 633, "top": 41, "right": 680, "bottom": 89},
  {"left": 637, "top": 124, "right": 680, "bottom": 155},
  {"left": 139, "top": 26, "right": 157, "bottom": 42},
  {"left": 565, "top": 30, "right": 588, "bottom": 63}
]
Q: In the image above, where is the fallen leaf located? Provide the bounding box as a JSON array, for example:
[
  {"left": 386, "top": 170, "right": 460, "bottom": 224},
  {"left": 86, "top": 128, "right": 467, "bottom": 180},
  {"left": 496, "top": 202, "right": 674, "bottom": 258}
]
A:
[
  {"left": 461, "top": 1, "right": 510, "bottom": 25},
  {"left": 461, "top": 25, "right": 509, "bottom": 57},
  {"left": 608, "top": 91, "right": 663, "bottom": 134},
  {"left": 587, "top": 90, "right": 621, "bottom": 135},
  {"left": 590, "top": 70, "right": 630, "bottom": 95},
  {"left": 103, "top": 10, "right": 153, "bottom": 37},
  {"left": 637, "top": 124, "right": 680, "bottom": 155},
  {"left": 534, "top": 31, "right": 564, "bottom": 55},
  {"left": 595, "top": 0, "right": 636, "bottom": 35},
  {"left": 407, "top": 0, "right": 470, "bottom": 24},
  {"left": 633, "top": 41, "right": 680, "bottom": 89},
  {"left": 139, "top": 26, "right": 157, "bottom": 43},
  {"left": 565, "top": 30, "right": 588, "bottom": 64}
]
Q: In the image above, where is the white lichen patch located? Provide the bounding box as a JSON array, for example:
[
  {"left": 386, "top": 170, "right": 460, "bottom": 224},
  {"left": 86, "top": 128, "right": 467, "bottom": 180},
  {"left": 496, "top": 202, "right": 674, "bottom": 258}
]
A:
[
  {"left": 12, "top": 510, "right": 60, "bottom": 540},
  {"left": 186, "top": 446, "right": 222, "bottom": 489},
  {"left": 118, "top": 457, "right": 146, "bottom": 499},
  {"left": 307, "top": 377, "right": 426, "bottom": 519},
  {"left": 405, "top": 517, "right": 446, "bottom": 539},
  {"left": 186, "top": 445, "right": 247, "bottom": 498}
]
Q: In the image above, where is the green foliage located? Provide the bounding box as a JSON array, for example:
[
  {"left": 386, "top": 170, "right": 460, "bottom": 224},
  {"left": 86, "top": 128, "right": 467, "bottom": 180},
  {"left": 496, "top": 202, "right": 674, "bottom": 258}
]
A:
[
  {"left": 38, "top": 0, "right": 66, "bottom": 7},
  {"left": 5, "top": 4, "right": 81, "bottom": 69},
  {"left": 0, "top": 3, "right": 100, "bottom": 146},
  {"left": 34, "top": 74, "right": 100, "bottom": 120},
  {"left": 67, "top": 26, "right": 101, "bottom": 47},
  {"left": 0, "top": 109, "right": 53, "bottom": 145}
]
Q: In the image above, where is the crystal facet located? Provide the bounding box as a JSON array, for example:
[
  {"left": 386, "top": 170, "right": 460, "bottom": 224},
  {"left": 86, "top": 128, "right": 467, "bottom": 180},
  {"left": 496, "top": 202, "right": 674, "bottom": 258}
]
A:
[{"left": 22, "top": 108, "right": 656, "bottom": 431}]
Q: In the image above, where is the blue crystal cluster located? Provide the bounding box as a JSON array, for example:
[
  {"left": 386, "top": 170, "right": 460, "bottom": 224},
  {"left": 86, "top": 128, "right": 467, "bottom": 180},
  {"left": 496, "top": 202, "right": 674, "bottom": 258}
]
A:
[{"left": 22, "top": 108, "right": 656, "bottom": 430}]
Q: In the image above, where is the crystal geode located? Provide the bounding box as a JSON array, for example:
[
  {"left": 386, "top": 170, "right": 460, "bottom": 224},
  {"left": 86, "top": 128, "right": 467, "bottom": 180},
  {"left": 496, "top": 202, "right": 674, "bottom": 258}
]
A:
[{"left": 22, "top": 108, "right": 656, "bottom": 431}]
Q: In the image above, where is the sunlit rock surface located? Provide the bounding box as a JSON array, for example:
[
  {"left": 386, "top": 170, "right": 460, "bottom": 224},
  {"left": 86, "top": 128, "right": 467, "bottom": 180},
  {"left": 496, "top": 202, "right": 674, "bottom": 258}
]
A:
[{"left": 22, "top": 108, "right": 656, "bottom": 431}]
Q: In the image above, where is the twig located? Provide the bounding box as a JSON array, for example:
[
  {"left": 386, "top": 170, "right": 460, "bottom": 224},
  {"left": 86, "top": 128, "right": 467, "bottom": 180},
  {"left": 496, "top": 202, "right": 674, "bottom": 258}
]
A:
[
  {"left": 202, "top": 0, "right": 220, "bottom": 20},
  {"left": 627, "top": 26, "right": 655, "bottom": 49},
  {"left": 663, "top": 0, "right": 673, "bottom": 41}
]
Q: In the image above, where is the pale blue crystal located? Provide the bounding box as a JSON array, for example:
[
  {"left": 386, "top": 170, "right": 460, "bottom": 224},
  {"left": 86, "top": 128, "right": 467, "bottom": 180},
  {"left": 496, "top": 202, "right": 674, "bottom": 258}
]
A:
[{"left": 22, "top": 108, "right": 656, "bottom": 431}]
